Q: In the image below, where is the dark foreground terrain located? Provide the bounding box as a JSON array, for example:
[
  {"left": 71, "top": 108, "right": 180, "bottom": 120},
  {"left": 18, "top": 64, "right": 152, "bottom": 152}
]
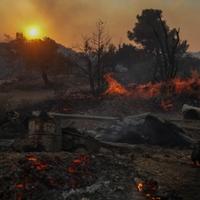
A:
[
  {"left": 0, "top": 78, "right": 200, "bottom": 200},
  {"left": 0, "top": 145, "right": 200, "bottom": 200}
]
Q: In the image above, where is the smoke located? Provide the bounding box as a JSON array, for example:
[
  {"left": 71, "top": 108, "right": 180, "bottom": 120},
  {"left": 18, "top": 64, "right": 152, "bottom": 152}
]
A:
[
  {"left": 0, "top": 0, "right": 199, "bottom": 50},
  {"left": 30, "top": 0, "right": 134, "bottom": 48}
]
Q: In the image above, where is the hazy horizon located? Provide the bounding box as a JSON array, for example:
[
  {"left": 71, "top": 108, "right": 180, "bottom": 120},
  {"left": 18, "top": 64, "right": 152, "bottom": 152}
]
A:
[{"left": 0, "top": 0, "right": 199, "bottom": 51}]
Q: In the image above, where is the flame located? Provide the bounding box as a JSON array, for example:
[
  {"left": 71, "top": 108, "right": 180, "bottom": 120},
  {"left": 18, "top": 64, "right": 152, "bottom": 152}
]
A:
[
  {"left": 104, "top": 73, "right": 130, "bottom": 96},
  {"left": 136, "top": 179, "right": 161, "bottom": 200},
  {"left": 104, "top": 71, "right": 200, "bottom": 110}
]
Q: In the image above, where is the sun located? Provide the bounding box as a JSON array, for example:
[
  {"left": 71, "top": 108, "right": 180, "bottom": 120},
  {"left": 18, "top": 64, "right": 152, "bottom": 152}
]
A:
[{"left": 25, "top": 25, "right": 42, "bottom": 39}]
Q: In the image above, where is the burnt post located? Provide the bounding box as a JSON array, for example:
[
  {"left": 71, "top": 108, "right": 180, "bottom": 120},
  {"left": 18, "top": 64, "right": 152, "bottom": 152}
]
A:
[{"left": 28, "top": 111, "right": 62, "bottom": 152}]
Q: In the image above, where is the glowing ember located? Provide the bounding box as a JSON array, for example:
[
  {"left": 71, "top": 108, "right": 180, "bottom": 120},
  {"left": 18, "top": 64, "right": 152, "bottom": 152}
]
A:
[
  {"left": 160, "top": 99, "right": 173, "bottom": 111},
  {"left": 66, "top": 154, "right": 93, "bottom": 188},
  {"left": 137, "top": 182, "right": 144, "bottom": 192},
  {"left": 67, "top": 154, "right": 90, "bottom": 174},
  {"left": 26, "top": 155, "right": 48, "bottom": 171},
  {"left": 15, "top": 183, "right": 25, "bottom": 189},
  {"left": 135, "top": 179, "right": 161, "bottom": 200}
]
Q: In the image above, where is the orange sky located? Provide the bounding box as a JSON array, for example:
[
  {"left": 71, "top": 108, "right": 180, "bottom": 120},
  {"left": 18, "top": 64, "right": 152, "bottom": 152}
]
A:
[{"left": 0, "top": 0, "right": 199, "bottom": 51}]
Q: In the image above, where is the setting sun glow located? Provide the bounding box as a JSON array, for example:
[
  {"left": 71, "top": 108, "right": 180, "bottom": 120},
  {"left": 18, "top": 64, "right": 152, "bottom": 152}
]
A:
[{"left": 25, "top": 25, "right": 42, "bottom": 39}]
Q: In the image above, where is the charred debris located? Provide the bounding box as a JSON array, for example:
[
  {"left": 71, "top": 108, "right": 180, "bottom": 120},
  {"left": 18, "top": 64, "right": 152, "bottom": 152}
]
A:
[{"left": 0, "top": 104, "right": 200, "bottom": 200}]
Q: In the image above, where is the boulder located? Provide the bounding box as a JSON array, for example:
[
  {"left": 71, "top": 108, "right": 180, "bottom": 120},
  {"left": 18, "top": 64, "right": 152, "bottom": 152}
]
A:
[
  {"left": 98, "top": 113, "right": 192, "bottom": 147},
  {"left": 182, "top": 104, "right": 200, "bottom": 120}
]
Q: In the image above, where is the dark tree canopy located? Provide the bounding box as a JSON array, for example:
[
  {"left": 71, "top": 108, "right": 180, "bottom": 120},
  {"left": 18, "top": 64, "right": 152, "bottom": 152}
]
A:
[
  {"left": 128, "top": 9, "right": 189, "bottom": 81},
  {"left": 9, "top": 34, "right": 59, "bottom": 85}
]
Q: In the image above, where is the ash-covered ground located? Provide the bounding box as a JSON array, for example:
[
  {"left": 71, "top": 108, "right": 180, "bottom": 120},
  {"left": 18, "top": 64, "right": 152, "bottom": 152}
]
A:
[{"left": 0, "top": 75, "right": 200, "bottom": 200}]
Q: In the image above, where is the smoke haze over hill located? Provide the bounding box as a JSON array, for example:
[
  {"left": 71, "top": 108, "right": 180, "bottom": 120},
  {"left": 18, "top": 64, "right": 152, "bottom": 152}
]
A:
[{"left": 0, "top": 0, "right": 199, "bottom": 50}]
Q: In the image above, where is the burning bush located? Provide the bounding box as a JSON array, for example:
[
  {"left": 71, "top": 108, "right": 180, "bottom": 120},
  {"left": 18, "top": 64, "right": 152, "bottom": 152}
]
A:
[{"left": 104, "top": 72, "right": 200, "bottom": 110}]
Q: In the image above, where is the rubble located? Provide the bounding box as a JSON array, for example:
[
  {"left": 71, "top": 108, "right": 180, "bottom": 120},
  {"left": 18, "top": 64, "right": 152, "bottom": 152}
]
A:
[
  {"left": 0, "top": 111, "right": 27, "bottom": 139},
  {"left": 0, "top": 152, "right": 139, "bottom": 200},
  {"left": 96, "top": 113, "right": 193, "bottom": 147},
  {"left": 0, "top": 107, "right": 199, "bottom": 199},
  {"left": 0, "top": 139, "right": 15, "bottom": 151}
]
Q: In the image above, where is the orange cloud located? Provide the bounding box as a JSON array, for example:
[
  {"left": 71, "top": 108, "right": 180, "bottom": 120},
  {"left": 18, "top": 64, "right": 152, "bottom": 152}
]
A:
[{"left": 0, "top": 0, "right": 199, "bottom": 51}]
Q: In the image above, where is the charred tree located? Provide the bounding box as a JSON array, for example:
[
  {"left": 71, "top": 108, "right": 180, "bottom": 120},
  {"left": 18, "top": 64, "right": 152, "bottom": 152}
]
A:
[{"left": 80, "top": 21, "right": 111, "bottom": 96}]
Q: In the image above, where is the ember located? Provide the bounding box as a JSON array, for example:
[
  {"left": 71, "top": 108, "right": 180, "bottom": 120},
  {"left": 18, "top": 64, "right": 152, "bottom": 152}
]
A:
[
  {"left": 67, "top": 154, "right": 94, "bottom": 188},
  {"left": 67, "top": 154, "right": 90, "bottom": 174},
  {"left": 135, "top": 178, "right": 161, "bottom": 200},
  {"left": 137, "top": 182, "right": 144, "bottom": 192},
  {"left": 160, "top": 99, "right": 173, "bottom": 111},
  {"left": 15, "top": 183, "right": 25, "bottom": 189},
  {"left": 26, "top": 155, "right": 48, "bottom": 171}
]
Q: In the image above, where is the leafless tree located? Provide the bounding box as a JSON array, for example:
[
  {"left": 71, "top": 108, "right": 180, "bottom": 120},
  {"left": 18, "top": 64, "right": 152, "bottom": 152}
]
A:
[{"left": 80, "top": 20, "right": 111, "bottom": 96}]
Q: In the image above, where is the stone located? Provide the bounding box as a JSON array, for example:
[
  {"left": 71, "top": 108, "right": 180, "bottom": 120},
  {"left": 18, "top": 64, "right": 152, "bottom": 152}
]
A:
[{"left": 98, "top": 113, "right": 192, "bottom": 147}]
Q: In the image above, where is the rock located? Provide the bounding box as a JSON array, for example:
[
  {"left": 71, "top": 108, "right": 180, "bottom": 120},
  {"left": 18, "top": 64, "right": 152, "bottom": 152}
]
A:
[
  {"left": 99, "top": 113, "right": 192, "bottom": 147},
  {"left": 182, "top": 104, "right": 200, "bottom": 120},
  {"left": 0, "top": 139, "right": 15, "bottom": 151}
]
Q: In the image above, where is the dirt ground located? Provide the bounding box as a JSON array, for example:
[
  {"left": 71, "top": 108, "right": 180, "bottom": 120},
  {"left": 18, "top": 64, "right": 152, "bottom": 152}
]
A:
[{"left": 0, "top": 77, "right": 200, "bottom": 200}]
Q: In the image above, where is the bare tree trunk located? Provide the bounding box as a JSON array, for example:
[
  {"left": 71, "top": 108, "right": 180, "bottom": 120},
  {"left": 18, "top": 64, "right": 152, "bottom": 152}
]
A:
[
  {"left": 42, "top": 71, "right": 50, "bottom": 86},
  {"left": 88, "top": 63, "right": 96, "bottom": 95}
]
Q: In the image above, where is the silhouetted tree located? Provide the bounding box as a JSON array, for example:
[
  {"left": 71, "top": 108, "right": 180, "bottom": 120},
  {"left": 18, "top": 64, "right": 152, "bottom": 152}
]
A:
[
  {"left": 101, "top": 43, "right": 117, "bottom": 72},
  {"left": 115, "top": 43, "right": 147, "bottom": 67},
  {"left": 25, "top": 37, "right": 58, "bottom": 85},
  {"left": 10, "top": 34, "right": 58, "bottom": 86},
  {"left": 81, "top": 20, "right": 111, "bottom": 96},
  {"left": 128, "top": 9, "right": 189, "bottom": 81}
]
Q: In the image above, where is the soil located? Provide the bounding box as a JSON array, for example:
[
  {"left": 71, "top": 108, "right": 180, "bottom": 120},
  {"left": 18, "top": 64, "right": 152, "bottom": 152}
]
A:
[{"left": 0, "top": 77, "right": 200, "bottom": 200}]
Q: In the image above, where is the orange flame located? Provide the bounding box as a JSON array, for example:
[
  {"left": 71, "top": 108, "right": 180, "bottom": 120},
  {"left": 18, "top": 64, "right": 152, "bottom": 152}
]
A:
[
  {"left": 104, "top": 73, "right": 130, "bottom": 96},
  {"left": 104, "top": 72, "right": 200, "bottom": 99},
  {"left": 104, "top": 71, "right": 200, "bottom": 111}
]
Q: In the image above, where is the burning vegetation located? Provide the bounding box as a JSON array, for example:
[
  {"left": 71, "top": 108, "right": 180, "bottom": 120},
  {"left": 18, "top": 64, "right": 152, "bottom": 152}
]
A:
[
  {"left": 104, "top": 71, "right": 200, "bottom": 110},
  {"left": 104, "top": 72, "right": 200, "bottom": 99}
]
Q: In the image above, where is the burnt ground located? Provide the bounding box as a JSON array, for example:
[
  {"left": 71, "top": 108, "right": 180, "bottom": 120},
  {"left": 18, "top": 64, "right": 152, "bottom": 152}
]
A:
[
  {"left": 58, "top": 95, "right": 200, "bottom": 200},
  {"left": 0, "top": 145, "right": 200, "bottom": 200},
  {"left": 0, "top": 152, "right": 142, "bottom": 200},
  {"left": 0, "top": 78, "right": 200, "bottom": 200}
]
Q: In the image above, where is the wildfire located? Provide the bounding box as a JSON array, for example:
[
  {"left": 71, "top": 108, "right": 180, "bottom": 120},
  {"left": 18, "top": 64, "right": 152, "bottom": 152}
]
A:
[
  {"left": 104, "top": 71, "right": 200, "bottom": 110},
  {"left": 104, "top": 73, "right": 130, "bottom": 96}
]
